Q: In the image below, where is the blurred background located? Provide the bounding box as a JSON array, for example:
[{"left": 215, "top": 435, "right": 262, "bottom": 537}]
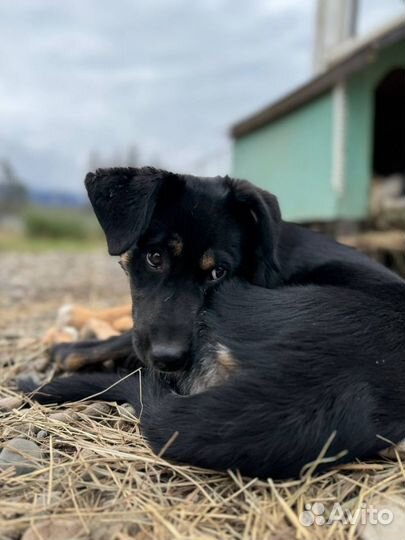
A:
[{"left": 0, "top": 0, "right": 404, "bottom": 275}]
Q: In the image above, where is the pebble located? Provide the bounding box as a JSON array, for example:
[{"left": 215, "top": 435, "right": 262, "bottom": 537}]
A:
[
  {"left": 0, "top": 396, "right": 23, "bottom": 411},
  {"left": 81, "top": 402, "right": 111, "bottom": 416},
  {"left": 380, "top": 437, "right": 405, "bottom": 459},
  {"left": 21, "top": 519, "right": 85, "bottom": 540},
  {"left": 0, "top": 438, "right": 42, "bottom": 475},
  {"left": 49, "top": 410, "right": 78, "bottom": 422},
  {"left": 359, "top": 495, "right": 405, "bottom": 540},
  {"left": 15, "top": 372, "right": 41, "bottom": 390},
  {"left": 116, "top": 403, "right": 137, "bottom": 424}
]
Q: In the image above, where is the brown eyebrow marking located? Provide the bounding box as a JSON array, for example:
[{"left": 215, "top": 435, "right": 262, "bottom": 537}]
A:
[
  {"left": 200, "top": 249, "right": 215, "bottom": 270},
  {"left": 168, "top": 234, "right": 183, "bottom": 256}
]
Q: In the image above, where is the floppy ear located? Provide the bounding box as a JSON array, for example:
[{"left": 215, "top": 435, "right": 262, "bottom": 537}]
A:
[
  {"left": 227, "top": 178, "right": 282, "bottom": 288},
  {"left": 85, "top": 167, "right": 170, "bottom": 255}
]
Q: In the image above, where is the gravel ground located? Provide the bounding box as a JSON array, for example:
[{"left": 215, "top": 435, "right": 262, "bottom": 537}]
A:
[
  {"left": 0, "top": 250, "right": 130, "bottom": 339},
  {"left": 0, "top": 250, "right": 130, "bottom": 395}
]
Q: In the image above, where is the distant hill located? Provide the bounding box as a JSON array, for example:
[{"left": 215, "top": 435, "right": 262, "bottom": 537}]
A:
[{"left": 28, "top": 188, "right": 88, "bottom": 208}]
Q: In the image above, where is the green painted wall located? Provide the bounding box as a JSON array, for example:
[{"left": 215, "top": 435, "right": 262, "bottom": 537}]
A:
[
  {"left": 232, "top": 39, "right": 405, "bottom": 222},
  {"left": 233, "top": 93, "right": 335, "bottom": 222},
  {"left": 341, "top": 40, "right": 405, "bottom": 219}
]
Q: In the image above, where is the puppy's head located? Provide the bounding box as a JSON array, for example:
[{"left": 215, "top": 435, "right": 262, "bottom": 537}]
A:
[{"left": 85, "top": 167, "right": 281, "bottom": 372}]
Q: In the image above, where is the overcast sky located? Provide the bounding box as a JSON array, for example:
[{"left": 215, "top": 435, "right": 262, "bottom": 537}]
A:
[{"left": 0, "top": 0, "right": 403, "bottom": 194}]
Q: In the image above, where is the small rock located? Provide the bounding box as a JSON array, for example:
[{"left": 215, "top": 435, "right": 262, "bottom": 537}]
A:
[
  {"left": 0, "top": 438, "right": 42, "bottom": 475},
  {"left": 0, "top": 528, "right": 20, "bottom": 540},
  {"left": 116, "top": 403, "right": 137, "bottom": 429},
  {"left": 49, "top": 410, "right": 78, "bottom": 423},
  {"left": 121, "top": 403, "right": 136, "bottom": 416},
  {"left": 81, "top": 402, "right": 111, "bottom": 416},
  {"left": 91, "top": 523, "right": 122, "bottom": 540},
  {"left": 37, "top": 430, "right": 49, "bottom": 440},
  {"left": 22, "top": 519, "right": 85, "bottom": 540},
  {"left": 16, "top": 372, "right": 41, "bottom": 390},
  {"left": 0, "top": 396, "right": 23, "bottom": 411},
  {"left": 359, "top": 495, "right": 405, "bottom": 540},
  {"left": 380, "top": 438, "right": 405, "bottom": 459}
]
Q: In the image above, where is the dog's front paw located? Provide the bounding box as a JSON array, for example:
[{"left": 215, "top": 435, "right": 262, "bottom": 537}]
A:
[{"left": 49, "top": 343, "right": 87, "bottom": 372}]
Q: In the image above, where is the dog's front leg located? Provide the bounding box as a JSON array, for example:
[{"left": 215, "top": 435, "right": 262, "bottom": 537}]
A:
[{"left": 48, "top": 331, "right": 138, "bottom": 372}]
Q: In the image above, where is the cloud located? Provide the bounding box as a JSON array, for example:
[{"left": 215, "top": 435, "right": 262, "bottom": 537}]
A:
[
  {"left": 359, "top": 0, "right": 404, "bottom": 34},
  {"left": 0, "top": 0, "right": 401, "bottom": 193}
]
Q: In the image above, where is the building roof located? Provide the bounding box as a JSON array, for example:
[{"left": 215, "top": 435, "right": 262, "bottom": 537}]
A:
[{"left": 231, "top": 14, "right": 405, "bottom": 139}]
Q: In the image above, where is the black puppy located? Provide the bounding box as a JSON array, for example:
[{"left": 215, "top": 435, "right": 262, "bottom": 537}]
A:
[
  {"left": 21, "top": 167, "right": 405, "bottom": 478},
  {"left": 23, "top": 279, "right": 405, "bottom": 478},
  {"left": 47, "top": 167, "right": 402, "bottom": 372}
]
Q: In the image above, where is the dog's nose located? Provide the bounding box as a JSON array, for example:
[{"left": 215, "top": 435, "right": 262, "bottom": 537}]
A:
[{"left": 149, "top": 344, "right": 188, "bottom": 372}]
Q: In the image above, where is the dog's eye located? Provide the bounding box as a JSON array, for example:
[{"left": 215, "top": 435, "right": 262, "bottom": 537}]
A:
[
  {"left": 209, "top": 266, "right": 227, "bottom": 282},
  {"left": 146, "top": 251, "right": 163, "bottom": 269}
]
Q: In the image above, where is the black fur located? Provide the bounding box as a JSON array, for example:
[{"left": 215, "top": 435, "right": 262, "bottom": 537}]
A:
[
  {"left": 83, "top": 167, "right": 401, "bottom": 373},
  {"left": 22, "top": 280, "right": 405, "bottom": 478},
  {"left": 21, "top": 167, "right": 405, "bottom": 479}
]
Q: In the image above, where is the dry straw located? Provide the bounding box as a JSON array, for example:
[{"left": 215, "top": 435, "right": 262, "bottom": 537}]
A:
[{"left": 2, "top": 341, "right": 405, "bottom": 540}]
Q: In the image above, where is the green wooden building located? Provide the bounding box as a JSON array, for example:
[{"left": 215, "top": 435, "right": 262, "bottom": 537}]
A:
[{"left": 231, "top": 16, "right": 405, "bottom": 224}]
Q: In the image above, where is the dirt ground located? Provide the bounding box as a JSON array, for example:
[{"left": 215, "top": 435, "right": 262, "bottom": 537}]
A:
[
  {"left": 1, "top": 251, "right": 405, "bottom": 540},
  {"left": 0, "top": 251, "right": 129, "bottom": 339}
]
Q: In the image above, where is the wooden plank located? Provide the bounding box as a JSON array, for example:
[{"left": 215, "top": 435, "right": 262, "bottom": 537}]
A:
[{"left": 338, "top": 230, "right": 405, "bottom": 251}]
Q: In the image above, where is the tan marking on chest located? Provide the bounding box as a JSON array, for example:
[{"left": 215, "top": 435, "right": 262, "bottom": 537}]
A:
[
  {"left": 200, "top": 249, "right": 215, "bottom": 271},
  {"left": 187, "top": 343, "right": 239, "bottom": 395},
  {"left": 216, "top": 343, "right": 238, "bottom": 376}
]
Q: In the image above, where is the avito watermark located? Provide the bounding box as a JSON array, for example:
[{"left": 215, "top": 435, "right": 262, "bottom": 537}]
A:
[{"left": 299, "top": 502, "right": 394, "bottom": 527}]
